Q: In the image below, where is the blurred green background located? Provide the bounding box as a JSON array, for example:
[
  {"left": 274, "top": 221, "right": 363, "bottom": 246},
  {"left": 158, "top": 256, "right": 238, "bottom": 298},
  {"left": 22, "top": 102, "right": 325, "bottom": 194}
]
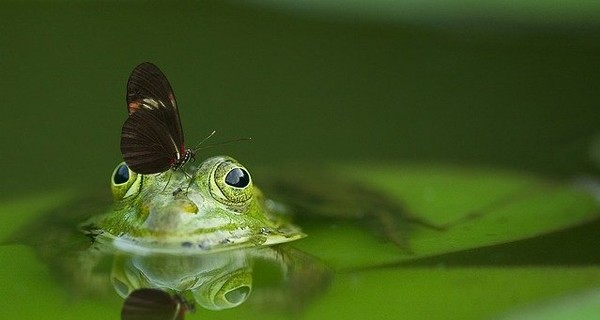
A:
[
  {"left": 2, "top": 2, "right": 600, "bottom": 319},
  {"left": 1, "top": 0, "right": 599, "bottom": 199}
]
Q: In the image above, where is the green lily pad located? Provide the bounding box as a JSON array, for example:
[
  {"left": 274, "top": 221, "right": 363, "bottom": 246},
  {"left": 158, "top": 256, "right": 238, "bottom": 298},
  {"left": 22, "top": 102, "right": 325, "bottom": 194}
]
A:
[
  {"left": 304, "top": 267, "right": 600, "bottom": 320},
  {"left": 497, "top": 286, "right": 600, "bottom": 320},
  {"left": 289, "top": 164, "right": 600, "bottom": 269}
]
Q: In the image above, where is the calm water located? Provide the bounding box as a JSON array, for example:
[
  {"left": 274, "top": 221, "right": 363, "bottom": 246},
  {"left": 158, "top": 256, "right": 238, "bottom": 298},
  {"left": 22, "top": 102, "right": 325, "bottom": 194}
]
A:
[{"left": 1, "top": 1, "right": 599, "bottom": 319}]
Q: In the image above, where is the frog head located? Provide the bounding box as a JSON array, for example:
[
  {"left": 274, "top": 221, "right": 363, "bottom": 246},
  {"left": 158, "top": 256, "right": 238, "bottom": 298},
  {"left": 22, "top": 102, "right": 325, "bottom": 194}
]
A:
[{"left": 101, "top": 156, "right": 304, "bottom": 253}]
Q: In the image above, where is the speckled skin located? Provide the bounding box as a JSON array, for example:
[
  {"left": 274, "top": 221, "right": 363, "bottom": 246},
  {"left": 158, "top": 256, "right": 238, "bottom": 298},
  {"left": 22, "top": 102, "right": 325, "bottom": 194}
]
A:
[{"left": 98, "top": 156, "right": 304, "bottom": 253}]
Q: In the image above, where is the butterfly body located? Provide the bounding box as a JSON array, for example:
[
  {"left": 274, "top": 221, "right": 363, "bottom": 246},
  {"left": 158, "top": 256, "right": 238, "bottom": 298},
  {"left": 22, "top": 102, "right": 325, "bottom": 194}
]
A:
[{"left": 172, "top": 148, "right": 194, "bottom": 171}]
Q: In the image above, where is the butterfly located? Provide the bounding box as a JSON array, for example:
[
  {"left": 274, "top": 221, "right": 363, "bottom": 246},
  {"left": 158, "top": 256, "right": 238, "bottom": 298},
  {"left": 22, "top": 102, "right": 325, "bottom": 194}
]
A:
[
  {"left": 121, "top": 288, "right": 194, "bottom": 320},
  {"left": 120, "top": 62, "right": 195, "bottom": 174}
]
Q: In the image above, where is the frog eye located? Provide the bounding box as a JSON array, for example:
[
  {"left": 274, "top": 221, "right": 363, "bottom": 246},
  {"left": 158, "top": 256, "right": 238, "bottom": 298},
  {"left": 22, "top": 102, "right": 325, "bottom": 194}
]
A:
[
  {"left": 113, "top": 164, "right": 130, "bottom": 184},
  {"left": 210, "top": 159, "right": 253, "bottom": 207},
  {"left": 225, "top": 168, "right": 250, "bottom": 188},
  {"left": 193, "top": 268, "right": 252, "bottom": 310},
  {"left": 111, "top": 162, "right": 142, "bottom": 200}
]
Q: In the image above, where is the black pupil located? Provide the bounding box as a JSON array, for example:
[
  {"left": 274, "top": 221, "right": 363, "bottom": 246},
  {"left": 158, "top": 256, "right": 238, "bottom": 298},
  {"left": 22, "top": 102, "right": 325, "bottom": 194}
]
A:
[
  {"left": 225, "top": 168, "right": 249, "bottom": 188},
  {"left": 114, "top": 164, "right": 130, "bottom": 184}
]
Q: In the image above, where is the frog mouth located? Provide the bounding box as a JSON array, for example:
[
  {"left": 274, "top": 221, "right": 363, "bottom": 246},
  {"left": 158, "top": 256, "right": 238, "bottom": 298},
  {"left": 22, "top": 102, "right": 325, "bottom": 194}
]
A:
[{"left": 142, "top": 198, "right": 200, "bottom": 232}]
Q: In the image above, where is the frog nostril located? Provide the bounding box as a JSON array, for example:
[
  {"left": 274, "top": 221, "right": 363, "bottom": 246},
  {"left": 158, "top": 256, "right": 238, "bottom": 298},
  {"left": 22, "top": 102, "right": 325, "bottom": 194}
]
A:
[{"left": 180, "top": 199, "right": 198, "bottom": 214}]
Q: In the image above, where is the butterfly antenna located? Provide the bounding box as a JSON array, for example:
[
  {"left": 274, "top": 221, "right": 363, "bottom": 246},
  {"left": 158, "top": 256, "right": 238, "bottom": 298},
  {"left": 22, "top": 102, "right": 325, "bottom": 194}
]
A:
[{"left": 191, "top": 130, "right": 217, "bottom": 150}]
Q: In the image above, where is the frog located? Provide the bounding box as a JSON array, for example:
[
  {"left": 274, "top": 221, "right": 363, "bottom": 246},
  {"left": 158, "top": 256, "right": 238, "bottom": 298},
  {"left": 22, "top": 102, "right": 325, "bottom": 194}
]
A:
[
  {"left": 76, "top": 156, "right": 330, "bottom": 315},
  {"left": 91, "top": 155, "right": 306, "bottom": 254}
]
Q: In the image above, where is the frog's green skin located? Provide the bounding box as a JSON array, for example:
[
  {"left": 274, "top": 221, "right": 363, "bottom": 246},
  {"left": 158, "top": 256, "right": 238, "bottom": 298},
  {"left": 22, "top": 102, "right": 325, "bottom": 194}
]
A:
[{"left": 95, "top": 156, "right": 304, "bottom": 254}]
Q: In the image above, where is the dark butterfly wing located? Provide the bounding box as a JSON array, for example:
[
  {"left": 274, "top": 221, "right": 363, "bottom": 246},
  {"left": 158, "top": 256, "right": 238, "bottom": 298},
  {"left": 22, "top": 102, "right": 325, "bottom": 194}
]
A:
[
  {"left": 121, "top": 63, "right": 186, "bottom": 174},
  {"left": 121, "top": 107, "right": 181, "bottom": 174},
  {"left": 126, "top": 62, "right": 177, "bottom": 113},
  {"left": 121, "top": 288, "right": 184, "bottom": 320},
  {"left": 126, "top": 62, "right": 185, "bottom": 154}
]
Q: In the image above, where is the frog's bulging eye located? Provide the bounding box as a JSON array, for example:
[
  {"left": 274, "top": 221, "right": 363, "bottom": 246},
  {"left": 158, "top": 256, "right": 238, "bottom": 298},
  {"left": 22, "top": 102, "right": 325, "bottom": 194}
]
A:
[
  {"left": 225, "top": 168, "right": 250, "bottom": 188},
  {"left": 113, "top": 164, "right": 130, "bottom": 185},
  {"left": 111, "top": 162, "right": 141, "bottom": 200},
  {"left": 210, "top": 160, "right": 253, "bottom": 207}
]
